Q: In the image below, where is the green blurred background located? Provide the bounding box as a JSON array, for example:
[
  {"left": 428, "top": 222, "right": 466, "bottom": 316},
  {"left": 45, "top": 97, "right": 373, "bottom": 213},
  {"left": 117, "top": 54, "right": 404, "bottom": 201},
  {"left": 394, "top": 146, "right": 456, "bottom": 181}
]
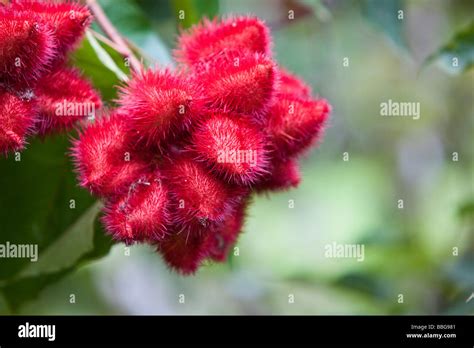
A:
[{"left": 1, "top": 0, "right": 473, "bottom": 314}]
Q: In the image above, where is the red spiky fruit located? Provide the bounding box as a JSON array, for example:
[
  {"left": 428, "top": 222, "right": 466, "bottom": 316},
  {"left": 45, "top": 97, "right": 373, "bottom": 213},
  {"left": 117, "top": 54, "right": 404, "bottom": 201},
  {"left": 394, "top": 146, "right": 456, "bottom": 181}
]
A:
[
  {"left": 0, "top": 91, "right": 36, "bottom": 155},
  {"left": 163, "top": 155, "right": 247, "bottom": 232},
  {"left": 267, "top": 94, "right": 331, "bottom": 158},
  {"left": 72, "top": 114, "right": 150, "bottom": 197},
  {"left": 11, "top": 0, "right": 92, "bottom": 58},
  {"left": 103, "top": 175, "right": 169, "bottom": 244},
  {"left": 195, "top": 50, "right": 276, "bottom": 124},
  {"left": 205, "top": 197, "right": 248, "bottom": 262},
  {"left": 158, "top": 227, "right": 210, "bottom": 275},
  {"left": 117, "top": 69, "right": 199, "bottom": 149},
  {"left": 35, "top": 66, "right": 102, "bottom": 135},
  {"left": 278, "top": 67, "right": 312, "bottom": 99},
  {"left": 192, "top": 113, "right": 270, "bottom": 185},
  {"left": 0, "top": 10, "right": 55, "bottom": 85},
  {"left": 256, "top": 158, "right": 301, "bottom": 192},
  {"left": 176, "top": 16, "right": 271, "bottom": 66}
]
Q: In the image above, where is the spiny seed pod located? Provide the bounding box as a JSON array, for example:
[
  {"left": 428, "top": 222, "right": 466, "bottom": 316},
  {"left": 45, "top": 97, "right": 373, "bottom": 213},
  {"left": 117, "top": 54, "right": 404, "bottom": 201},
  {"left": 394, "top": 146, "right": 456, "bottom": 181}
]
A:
[
  {"left": 117, "top": 69, "right": 199, "bottom": 149},
  {"left": 163, "top": 155, "right": 247, "bottom": 232},
  {"left": 192, "top": 113, "right": 270, "bottom": 185},
  {"left": 195, "top": 50, "right": 276, "bottom": 124},
  {"left": 0, "top": 91, "right": 36, "bottom": 155},
  {"left": 176, "top": 16, "right": 271, "bottom": 67},
  {"left": 35, "top": 66, "right": 102, "bottom": 135},
  {"left": 256, "top": 158, "right": 301, "bottom": 192},
  {"left": 0, "top": 10, "right": 55, "bottom": 85},
  {"left": 103, "top": 176, "right": 170, "bottom": 244},
  {"left": 205, "top": 197, "right": 249, "bottom": 262},
  {"left": 72, "top": 114, "right": 149, "bottom": 197},
  {"left": 278, "top": 67, "right": 312, "bottom": 99},
  {"left": 158, "top": 227, "right": 210, "bottom": 275},
  {"left": 267, "top": 94, "right": 331, "bottom": 158},
  {"left": 11, "top": 0, "right": 92, "bottom": 59}
]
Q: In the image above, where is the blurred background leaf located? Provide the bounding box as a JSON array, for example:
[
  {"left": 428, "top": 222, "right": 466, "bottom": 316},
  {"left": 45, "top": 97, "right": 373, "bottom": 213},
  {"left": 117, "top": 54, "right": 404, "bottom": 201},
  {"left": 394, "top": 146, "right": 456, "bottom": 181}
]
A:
[
  {"left": 0, "top": 136, "right": 114, "bottom": 312},
  {"left": 425, "top": 20, "right": 474, "bottom": 73}
]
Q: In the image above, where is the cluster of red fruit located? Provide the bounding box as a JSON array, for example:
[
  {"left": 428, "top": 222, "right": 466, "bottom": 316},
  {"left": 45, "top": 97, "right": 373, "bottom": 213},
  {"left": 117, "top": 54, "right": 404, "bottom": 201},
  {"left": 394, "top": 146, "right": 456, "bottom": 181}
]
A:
[
  {"left": 0, "top": 0, "right": 101, "bottom": 155},
  {"left": 74, "top": 16, "right": 331, "bottom": 274}
]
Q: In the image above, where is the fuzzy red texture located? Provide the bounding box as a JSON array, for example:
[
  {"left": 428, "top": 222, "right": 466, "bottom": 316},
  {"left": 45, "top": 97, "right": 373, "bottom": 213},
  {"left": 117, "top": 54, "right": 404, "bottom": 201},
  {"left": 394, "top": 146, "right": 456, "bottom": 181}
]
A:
[
  {"left": 256, "top": 158, "right": 301, "bottom": 192},
  {"left": 0, "top": 90, "right": 36, "bottom": 154},
  {"left": 103, "top": 175, "right": 169, "bottom": 244},
  {"left": 192, "top": 113, "right": 270, "bottom": 185},
  {"left": 158, "top": 226, "right": 210, "bottom": 275},
  {"left": 162, "top": 155, "right": 247, "bottom": 232},
  {"left": 117, "top": 69, "right": 199, "bottom": 149},
  {"left": 205, "top": 196, "right": 248, "bottom": 262},
  {"left": 0, "top": 10, "right": 55, "bottom": 85},
  {"left": 176, "top": 16, "right": 271, "bottom": 67},
  {"left": 266, "top": 94, "right": 331, "bottom": 158},
  {"left": 278, "top": 67, "right": 312, "bottom": 99},
  {"left": 35, "top": 66, "right": 102, "bottom": 135},
  {"left": 11, "top": 0, "right": 92, "bottom": 59},
  {"left": 195, "top": 50, "right": 276, "bottom": 124},
  {"left": 0, "top": 1, "right": 100, "bottom": 155},
  {"left": 73, "top": 16, "right": 331, "bottom": 274},
  {"left": 72, "top": 114, "right": 150, "bottom": 198}
]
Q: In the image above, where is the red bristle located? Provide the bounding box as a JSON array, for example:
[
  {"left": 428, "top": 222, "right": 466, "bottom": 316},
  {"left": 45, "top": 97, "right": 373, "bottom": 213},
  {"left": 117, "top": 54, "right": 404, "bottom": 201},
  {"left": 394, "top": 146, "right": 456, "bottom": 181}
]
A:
[
  {"left": 175, "top": 16, "right": 271, "bottom": 67},
  {"left": 0, "top": 9, "right": 56, "bottom": 85},
  {"left": 205, "top": 196, "right": 249, "bottom": 262},
  {"left": 11, "top": 0, "right": 92, "bottom": 59},
  {"left": 117, "top": 69, "right": 200, "bottom": 149},
  {"left": 0, "top": 90, "right": 36, "bottom": 155},
  {"left": 194, "top": 50, "right": 276, "bottom": 124},
  {"left": 162, "top": 155, "right": 247, "bottom": 232},
  {"left": 71, "top": 114, "right": 149, "bottom": 197},
  {"left": 158, "top": 226, "right": 210, "bottom": 275},
  {"left": 278, "top": 67, "right": 312, "bottom": 99},
  {"left": 192, "top": 113, "right": 270, "bottom": 185},
  {"left": 103, "top": 175, "right": 170, "bottom": 244},
  {"left": 35, "top": 66, "right": 102, "bottom": 135},
  {"left": 256, "top": 157, "right": 301, "bottom": 192},
  {"left": 266, "top": 94, "right": 331, "bottom": 158}
]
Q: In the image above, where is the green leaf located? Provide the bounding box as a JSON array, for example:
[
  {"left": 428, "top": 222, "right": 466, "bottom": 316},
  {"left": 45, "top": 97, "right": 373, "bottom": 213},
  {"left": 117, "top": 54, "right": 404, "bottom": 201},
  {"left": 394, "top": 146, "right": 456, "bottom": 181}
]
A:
[
  {"left": 0, "top": 135, "right": 114, "bottom": 311},
  {"left": 72, "top": 33, "right": 129, "bottom": 102},
  {"left": 171, "top": 0, "right": 219, "bottom": 28},
  {"left": 425, "top": 20, "right": 474, "bottom": 73},
  {"left": 97, "top": 0, "right": 173, "bottom": 66},
  {"left": 361, "top": 0, "right": 408, "bottom": 51},
  {"left": 85, "top": 31, "right": 128, "bottom": 82}
]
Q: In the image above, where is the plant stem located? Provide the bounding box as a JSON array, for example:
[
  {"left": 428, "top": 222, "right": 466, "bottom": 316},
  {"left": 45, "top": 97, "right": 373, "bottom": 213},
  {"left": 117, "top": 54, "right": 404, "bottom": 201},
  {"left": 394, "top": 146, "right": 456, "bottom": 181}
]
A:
[{"left": 86, "top": 0, "right": 143, "bottom": 73}]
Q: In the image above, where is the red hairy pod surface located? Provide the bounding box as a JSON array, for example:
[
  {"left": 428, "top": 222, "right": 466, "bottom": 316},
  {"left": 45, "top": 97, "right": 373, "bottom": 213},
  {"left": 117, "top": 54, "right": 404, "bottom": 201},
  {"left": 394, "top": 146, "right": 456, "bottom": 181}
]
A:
[
  {"left": 103, "top": 176, "right": 170, "bottom": 244},
  {"left": 117, "top": 69, "right": 199, "bottom": 149},
  {"left": 0, "top": 91, "right": 36, "bottom": 155},
  {"left": 256, "top": 158, "right": 301, "bottom": 192},
  {"left": 195, "top": 50, "right": 276, "bottom": 124},
  {"left": 158, "top": 227, "right": 210, "bottom": 275},
  {"left": 163, "top": 155, "right": 247, "bottom": 232},
  {"left": 267, "top": 94, "right": 331, "bottom": 158},
  {"left": 192, "top": 113, "right": 270, "bottom": 185},
  {"left": 278, "top": 67, "right": 312, "bottom": 99},
  {"left": 205, "top": 196, "right": 249, "bottom": 262},
  {"left": 0, "top": 10, "right": 55, "bottom": 85},
  {"left": 11, "top": 0, "right": 92, "bottom": 59},
  {"left": 176, "top": 16, "right": 271, "bottom": 66},
  {"left": 35, "top": 66, "right": 102, "bottom": 135},
  {"left": 72, "top": 114, "right": 148, "bottom": 197}
]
